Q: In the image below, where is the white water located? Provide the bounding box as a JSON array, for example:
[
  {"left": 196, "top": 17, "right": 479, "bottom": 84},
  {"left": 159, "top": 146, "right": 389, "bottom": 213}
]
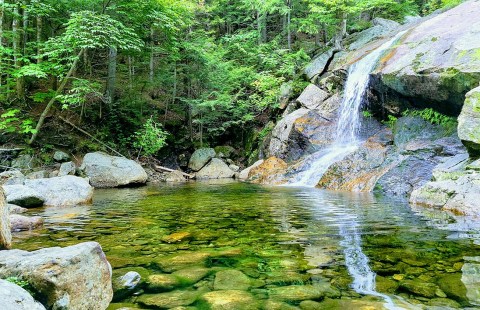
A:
[
  {"left": 287, "top": 31, "right": 406, "bottom": 188},
  {"left": 287, "top": 32, "right": 410, "bottom": 309}
]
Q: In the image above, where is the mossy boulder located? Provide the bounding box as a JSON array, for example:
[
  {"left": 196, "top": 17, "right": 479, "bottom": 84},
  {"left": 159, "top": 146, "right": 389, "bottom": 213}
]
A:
[{"left": 458, "top": 86, "right": 480, "bottom": 157}]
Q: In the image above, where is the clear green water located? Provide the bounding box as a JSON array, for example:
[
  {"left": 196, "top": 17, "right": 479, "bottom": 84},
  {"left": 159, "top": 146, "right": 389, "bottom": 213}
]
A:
[{"left": 12, "top": 180, "right": 480, "bottom": 309}]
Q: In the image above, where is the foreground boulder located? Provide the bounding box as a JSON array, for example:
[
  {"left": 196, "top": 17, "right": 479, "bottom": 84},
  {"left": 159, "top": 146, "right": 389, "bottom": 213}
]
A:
[
  {"left": 0, "top": 242, "right": 113, "bottom": 310},
  {"left": 248, "top": 157, "right": 288, "bottom": 185},
  {"left": 3, "top": 185, "right": 44, "bottom": 208},
  {"left": 458, "top": 86, "right": 480, "bottom": 156},
  {"left": 188, "top": 148, "right": 216, "bottom": 172},
  {"left": 196, "top": 158, "right": 235, "bottom": 179},
  {"left": 0, "top": 279, "right": 46, "bottom": 310},
  {"left": 9, "top": 214, "right": 43, "bottom": 232},
  {"left": 81, "top": 152, "right": 148, "bottom": 188}
]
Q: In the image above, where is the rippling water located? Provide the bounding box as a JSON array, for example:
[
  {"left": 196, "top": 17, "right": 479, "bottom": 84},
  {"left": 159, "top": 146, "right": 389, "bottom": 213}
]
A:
[{"left": 13, "top": 181, "right": 480, "bottom": 309}]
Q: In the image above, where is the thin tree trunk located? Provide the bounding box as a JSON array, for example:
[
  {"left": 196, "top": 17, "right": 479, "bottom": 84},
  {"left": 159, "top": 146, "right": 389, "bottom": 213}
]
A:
[
  {"left": 13, "top": 5, "right": 25, "bottom": 100},
  {"left": 0, "top": 187, "right": 12, "bottom": 250},
  {"left": 128, "top": 56, "right": 133, "bottom": 89},
  {"left": 256, "top": 10, "right": 267, "bottom": 45},
  {"left": 22, "top": 2, "right": 28, "bottom": 56},
  {"left": 287, "top": 0, "right": 292, "bottom": 50},
  {"left": 165, "top": 63, "right": 177, "bottom": 123},
  {"left": 0, "top": 0, "right": 4, "bottom": 87},
  {"left": 36, "top": 16, "right": 42, "bottom": 63},
  {"left": 149, "top": 28, "right": 154, "bottom": 83},
  {"left": 106, "top": 46, "right": 117, "bottom": 106},
  {"left": 29, "top": 49, "right": 84, "bottom": 145},
  {"left": 334, "top": 13, "right": 347, "bottom": 51}
]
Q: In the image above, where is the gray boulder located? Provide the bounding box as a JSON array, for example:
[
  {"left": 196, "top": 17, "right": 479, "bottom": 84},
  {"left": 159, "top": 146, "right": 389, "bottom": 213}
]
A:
[
  {"left": 458, "top": 86, "right": 480, "bottom": 156},
  {"left": 7, "top": 204, "right": 27, "bottom": 214},
  {"left": 11, "top": 154, "right": 33, "bottom": 170},
  {"left": 4, "top": 185, "right": 44, "bottom": 208},
  {"left": 58, "top": 161, "right": 76, "bottom": 177},
  {"left": 53, "top": 151, "right": 70, "bottom": 162},
  {"left": 9, "top": 214, "right": 43, "bottom": 232},
  {"left": 296, "top": 84, "right": 329, "bottom": 110},
  {"left": 188, "top": 148, "right": 216, "bottom": 171},
  {"left": 347, "top": 18, "right": 400, "bottom": 51},
  {"left": 165, "top": 170, "right": 186, "bottom": 183},
  {"left": 304, "top": 49, "right": 335, "bottom": 80},
  {"left": 26, "top": 170, "right": 48, "bottom": 180},
  {"left": 0, "top": 170, "right": 25, "bottom": 186},
  {"left": 0, "top": 279, "right": 46, "bottom": 310},
  {"left": 81, "top": 152, "right": 148, "bottom": 188},
  {"left": 196, "top": 158, "right": 235, "bottom": 179},
  {"left": 0, "top": 242, "right": 113, "bottom": 310},
  {"left": 24, "top": 176, "right": 93, "bottom": 207},
  {"left": 239, "top": 160, "right": 264, "bottom": 180}
]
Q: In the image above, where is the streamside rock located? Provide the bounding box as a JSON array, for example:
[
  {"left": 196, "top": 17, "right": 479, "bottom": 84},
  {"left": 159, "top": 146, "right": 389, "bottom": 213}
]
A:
[
  {"left": 296, "top": 84, "right": 329, "bottom": 110},
  {"left": 247, "top": 157, "right": 288, "bottom": 185},
  {"left": 0, "top": 279, "right": 46, "bottom": 310},
  {"left": 196, "top": 158, "right": 235, "bottom": 179},
  {"left": 0, "top": 170, "right": 25, "bottom": 185},
  {"left": 268, "top": 284, "right": 340, "bottom": 302},
  {"left": 3, "top": 185, "right": 44, "bottom": 208},
  {"left": 188, "top": 148, "right": 216, "bottom": 172},
  {"left": 53, "top": 150, "right": 70, "bottom": 162},
  {"left": 458, "top": 86, "right": 480, "bottom": 156},
  {"left": 0, "top": 242, "right": 113, "bottom": 310},
  {"left": 81, "top": 152, "right": 148, "bottom": 188},
  {"left": 239, "top": 160, "right": 264, "bottom": 180},
  {"left": 112, "top": 271, "right": 141, "bottom": 301},
  {"left": 58, "top": 161, "right": 76, "bottom": 177},
  {"left": 9, "top": 214, "right": 43, "bottom": 232},
  {"left": 304, "top": 49, "right": 335, "bottom": 80}
]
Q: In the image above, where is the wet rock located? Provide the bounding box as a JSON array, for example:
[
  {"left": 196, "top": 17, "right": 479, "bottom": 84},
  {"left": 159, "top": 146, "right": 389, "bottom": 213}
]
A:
[
  {"left": 432, "top": 153, "right": 469, "bottom": 181},
  {"left": 437, "top": 273, "right": 468, "bottom": 304},
  {"left": 229, "top": 164, "right": 240, "bottom": 172},
  {"left": 0, "top": 170, "right": 25, "bottom": 185},
  {"left": 0, "top": 279, "right": 46, "bottom": 310},
  {"left": 268, "top": 284, "right": 340, "bottom": 302},
  {"left": 4, "top": 185, "right": 44, "bottom": 208},
  {"left": 188, "top": 148, "right": 216, "bottom": 172},
  {"left": 53, "top": 150, "right": 70, "bottom": 162},
  {"left": 239, "top": 160, "right": 264, "bottom": 180},
  {"left": 399, "top": 279, "right": 438, "bottom": 298},
  {"left": 165, "top": 170, "right": 187, "bottom": 183},
  {"left": 460, "top": 256, "right": 480, "bottom": 306},
  {"left": 247, "top": 157, "right": 288, "bottom": 185},
  {"left": 296, "top": 84, "right": 329, "bottom": 110},
  {"left": 113, "top": 271, "right": 141, "bottom": 301},
  {"left": 200, "top": 290, "right": 259, "bottom": 310},
  {"left": 0, "top": 242, "right": 113, "bottom": 310},
  {"left": 9, "top": 214, "right": 43, "bottom": 232},
  {"left": 311, "top": 298, "right": 389, "bottom": 310},
  {"left": 147, "top": 274, "right": 181, "bottom": 292},
  {"left": 137, "top": 290, "right": 199, "bottom": 308},
  {"left": 81, "top": 152, "right": 147, "bottom": 188},
  {"left": 427, "top": 297, "right": 461, "bottom": 308},
  {"left": 58, "top": 161, "right": 76, "bottom": 177},
  {"left": 299, "top": 300, "right": 322, "bottom": 310},
  {"left": 214, "top": 270, "right": 251, "bottom": 290},
  {"left": 376, "top": 275, "right": 399, "bottom": 293},
  {"left": 162, "top": 232, "right": 193, "bottom": 243},
  {"left": 458, "top": 86, "right": 480, "bottom": 156},
  {"left": 196, "top": 158, "right": 235, "bottom": 179}
]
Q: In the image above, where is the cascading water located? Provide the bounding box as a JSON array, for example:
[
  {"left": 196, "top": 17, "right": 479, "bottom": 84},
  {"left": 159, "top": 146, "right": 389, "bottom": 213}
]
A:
[{"left": 287, "top": 31, "right": 406, "bottom": 187}]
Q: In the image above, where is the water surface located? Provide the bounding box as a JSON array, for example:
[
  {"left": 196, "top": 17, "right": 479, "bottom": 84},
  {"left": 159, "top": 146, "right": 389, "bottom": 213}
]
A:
[{"left": 13, "top": 181, "right": 480, "bottom": 309}]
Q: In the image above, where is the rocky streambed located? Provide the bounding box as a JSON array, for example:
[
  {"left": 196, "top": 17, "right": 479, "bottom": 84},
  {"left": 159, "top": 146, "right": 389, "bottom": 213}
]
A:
[{"left": 10, "top": 182, "right": 480, "bottom": 309}]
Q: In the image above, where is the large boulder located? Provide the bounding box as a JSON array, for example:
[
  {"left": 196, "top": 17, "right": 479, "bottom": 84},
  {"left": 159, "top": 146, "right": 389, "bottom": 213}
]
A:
[
  {"left": 296, "top": 84, "right": 329, "bottom": 110},
  {"left": 188, "top": 148, "right": 216, "bottom": 172},
  {"left": 371, "top": 0, "right": 480, "bottom": 113},
  {"left": 248, "top": 157, "right": 288, "bottom": 185},
  {"left": 3, "top": 185, "right": 44, "bottom": 208},
  {"left": 0, "top": 279, "right": 46, "bottom": 310},
  {"left": 196, "top": 158, "right": 235, "bottom": 179},
  {"left": 0, "top": 242, "right": 113, "bottom": 310},
  {"left": 346, "top": 18, "right": 400, "bottom": 51},
  {"left": 81, "top": 152, "right": 148, "bottom": 188},
  {"left": 238, "top": 160, "right": 264, "bottom": 180},
  {"left": 304, "top": 49, "right": 335, "bottom": 80},
  {"left": 268, "top": 108, "right": 336, "bottom": 162},
  {"left": 458, "top": 86, "right": 480, "bottom": 156}
]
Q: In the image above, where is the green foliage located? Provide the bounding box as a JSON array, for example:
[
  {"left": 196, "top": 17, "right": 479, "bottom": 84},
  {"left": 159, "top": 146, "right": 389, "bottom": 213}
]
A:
[
  {"left": 403, "top": 108, "right": 457, "bottom": 132},
  {"left": 384, "top": 115, "right": 398, "bottom": 128},
  {"left": 362, "top": 110, "right": 373, "bottom": 118},
  {"left": 56, "top": 79, "right": 103, "bottom": 109},
  {"left": 0, "top": 110, "right": 37, "bottom": 135},
  {"left": 132, "top": 118, "right": 168, "bottom": 156},
  {"left": 4, "top": 277, "right": 37, "bottom": 298}
]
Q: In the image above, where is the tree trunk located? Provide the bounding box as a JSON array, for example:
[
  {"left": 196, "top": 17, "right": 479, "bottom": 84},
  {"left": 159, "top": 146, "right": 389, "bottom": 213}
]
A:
[
  {"left": 334, "top": 13, "right": 347, "bottom": 51},
  {"left": 149, "top": 28, "right": 154, "bottom": 83},
  {"left": 36, "top": 16, "right": 42, "bottom": 63},
  {"left": 29, "top": 49, "right": 84, "bottom": 145},
  {"left": 0, "top": 0, "right": 4, "bottom": 87},
  {"left": 287, "top": 0, "right": 292, "bottom": 50},
  {"left": 257, "top": 10, "right": 267, "bottom": 44},
  {"left": 13, "top": 5, "right": 25, "bottom": 100},
  {"left": 106, "top": 46, "right": 117, "bottom": 106},
  {"left": 0, "top": 187, "right": 12, "bottom": 250}
]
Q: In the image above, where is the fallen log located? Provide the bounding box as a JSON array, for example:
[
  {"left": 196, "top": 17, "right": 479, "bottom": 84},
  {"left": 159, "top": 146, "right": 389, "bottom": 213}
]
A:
[{"left": 153, "top": 165, "right": 194, "bottom": 179}]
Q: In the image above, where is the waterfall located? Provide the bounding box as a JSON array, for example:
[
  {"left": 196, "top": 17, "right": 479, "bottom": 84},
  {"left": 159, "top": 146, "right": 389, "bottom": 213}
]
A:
[{"left": 287, "top": 31, "right": 406, "bottom": 187}]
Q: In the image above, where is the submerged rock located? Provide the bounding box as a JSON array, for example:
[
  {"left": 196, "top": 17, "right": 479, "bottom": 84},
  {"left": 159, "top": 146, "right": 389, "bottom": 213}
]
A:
[
  {"left": 268, "top": 284, "right": 340, "bottom": 302},
  {"left": 113, "top": 271, "right": 142, "bottom": 301},
  {"left": 137, "top": 290, "right": 200, "bottom": 308},
  {"left": 0, "top": 279, "right": 46, "bottom": 310},
  {"left": 0, "top": 242, "right": 113, "bottom": 310},
  {"left": 214, "top": 270, "right": 251, "bottom": 291},
  {"left": 188, "top": 148, "right": 216, "bottom": 172},
  {"left": 200, "top": 290, "right": 259, "bottom": 310},
  {"left": 81, "top": 152, "right": 148, "bottom": 188}
]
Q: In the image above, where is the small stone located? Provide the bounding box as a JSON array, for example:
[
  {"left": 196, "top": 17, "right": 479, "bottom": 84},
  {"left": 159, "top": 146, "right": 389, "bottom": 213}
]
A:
[
  {"left": 9, "top": 214, "right": 43, "bottom": 232},
  {"left": 393, "top": 274, "right": 404, "bottom": 281},
  {"left": 53, "top": 151, "right": 71, "bottom": 162},
  {"left": 269, "top": 284, "right": 340, "bottom": 302},
  {"left": 58, "top": 162, "right": 76, "bottom": 177},
  {"left": 137, "top": 290, "right": 199, "bottom": 309},
  {"left": 161, "top": 232, "right": 193, "bottom": 243},
  {"left": 173, "top": 267, "right": 210, "bottom": 285},
  {"left": 113, "top": 271, "right": 141, "bottom": 301},
  {"left": 147, "top": 274, "right": 181, "bottom": 292},
  {"left": 26, "top": 170, "right": 48, "bottom": 179},
  {"left": 200, "top": 290, "right": 259, "bottom": 310}
]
